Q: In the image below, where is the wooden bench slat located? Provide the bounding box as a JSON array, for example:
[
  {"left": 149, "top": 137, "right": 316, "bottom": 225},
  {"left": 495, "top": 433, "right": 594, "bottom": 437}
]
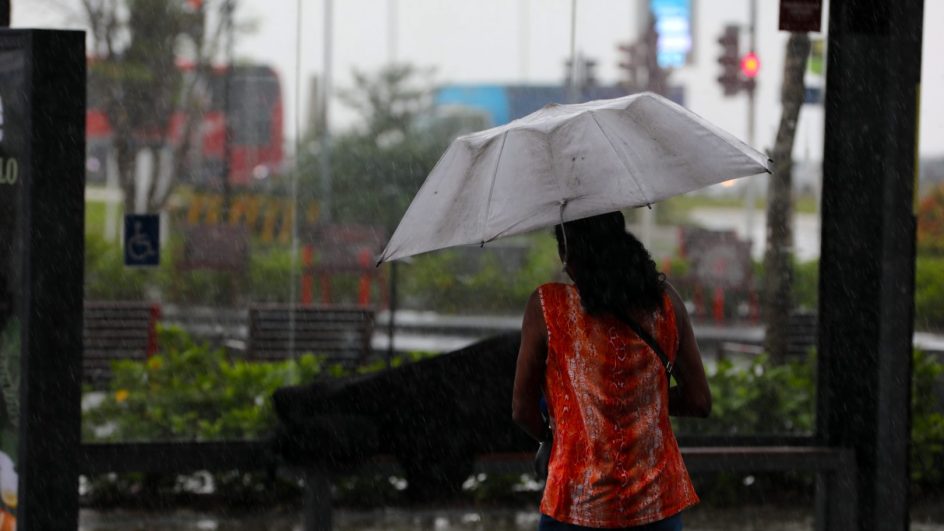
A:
[
  {"left": 82, "top": 302, "right": 158, "bottom": 387},
  {"left": 248, "top": 305, "right": 374, "bottom": 363}
]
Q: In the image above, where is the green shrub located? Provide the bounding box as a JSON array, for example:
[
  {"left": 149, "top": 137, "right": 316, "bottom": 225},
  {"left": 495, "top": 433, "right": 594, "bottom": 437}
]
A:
[
  {"left": 85, "top": 233, "right": 156, "bottom": 300},
  {"left": 81, "top": 325, "right": 944, "bottom": 505},
  {"left": 912, "top": 349, "right": 944, "bottom": 489},
  {"left": 675, "top": 353, "right": 815, "bottom": 437},
  {"left": 83, "top": 326, "right": 434, "bottom": 443},
  {"left": 399, "top": 235, "right": 559, "bottom": 313},
  {"left": 916, "top": 256, "right": 944, "bottom": 331},
  {"left": 83, "top": 325, "right": 325, "bottom": 442},
  {"left": 793, "top": 259, "right": 819, "bottom": 311},
  {"left": 84, "top": 233, "right": 308, "bottom": 306},
  {"left": 918, "top": 185, "right": 944, "bottom": 255}
]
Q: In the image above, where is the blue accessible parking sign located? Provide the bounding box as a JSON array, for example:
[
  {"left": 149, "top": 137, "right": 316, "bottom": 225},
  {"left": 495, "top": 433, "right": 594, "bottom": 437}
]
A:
[{"left": 124, "top": 214, "right": 160, "bottom": 267}]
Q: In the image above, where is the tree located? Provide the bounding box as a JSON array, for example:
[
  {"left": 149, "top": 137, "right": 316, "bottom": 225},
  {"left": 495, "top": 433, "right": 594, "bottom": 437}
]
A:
[
  {"left": 81, "top": 0, "right": 232, "bottom": 214},
  {"left": 303, "top": 64, "right": 487, "bottom": 233},
  {"left": 337, "top": 64, "right": 436, "bottom": 145},
  {"left": 764, "top": 33, "right": 811, "bottom": 362}
]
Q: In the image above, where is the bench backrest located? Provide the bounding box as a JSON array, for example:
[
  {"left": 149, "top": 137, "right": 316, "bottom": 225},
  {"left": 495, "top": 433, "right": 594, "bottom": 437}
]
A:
[
  {"left": 83, "top": 301, "right": 160, "bottom": 387},
  {"left": 787, "top": 310, "right": 818, "bottom": 358},
  {"left": 248, "top": 305, "right": 374, "bottom": 365}
]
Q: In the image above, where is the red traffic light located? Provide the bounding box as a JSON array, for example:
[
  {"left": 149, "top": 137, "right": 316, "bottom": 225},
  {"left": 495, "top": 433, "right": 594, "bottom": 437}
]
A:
[{"left": 740, "top": 51, "right": 759, "bottom": 78}]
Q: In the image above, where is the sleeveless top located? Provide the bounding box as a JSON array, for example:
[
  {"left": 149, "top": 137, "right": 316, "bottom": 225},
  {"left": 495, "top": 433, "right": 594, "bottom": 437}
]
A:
[{"left": 538, "top": 282, "right": 698, "bottom": 528}]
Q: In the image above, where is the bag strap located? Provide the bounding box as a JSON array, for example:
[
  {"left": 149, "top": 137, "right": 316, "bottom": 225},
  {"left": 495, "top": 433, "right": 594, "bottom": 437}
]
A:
[{"left": 616, "top": 312, "right": 674, "bottom": 380}]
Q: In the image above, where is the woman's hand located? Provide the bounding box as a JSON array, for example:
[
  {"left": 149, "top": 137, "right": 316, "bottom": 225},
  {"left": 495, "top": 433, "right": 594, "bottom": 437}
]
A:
[
  {"left": 512, "top": 290, "right": 550, "bottom": 441},
  {"left": 666, "top": 283, "right": 712, "bottom": 418}
]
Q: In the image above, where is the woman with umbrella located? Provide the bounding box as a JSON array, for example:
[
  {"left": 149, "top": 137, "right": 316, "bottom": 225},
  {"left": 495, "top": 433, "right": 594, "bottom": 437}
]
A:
[
  {"left": 512, "top": 210, "right": 711, "bottom": 531},
  {"left": 378, "top": 92, "right": 766, "bottom": 527}
]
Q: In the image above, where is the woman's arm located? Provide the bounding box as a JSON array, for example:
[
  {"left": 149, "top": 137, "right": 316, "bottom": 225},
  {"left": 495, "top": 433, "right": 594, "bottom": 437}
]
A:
[
  {"left": 666, "top": 283, "right": 712, "bottom": 418},
  {"left": 512, "top": 289, "right": 550, "bottom": 441}
]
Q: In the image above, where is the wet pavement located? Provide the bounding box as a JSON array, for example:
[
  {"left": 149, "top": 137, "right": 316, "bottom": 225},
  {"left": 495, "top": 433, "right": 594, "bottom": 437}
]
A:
[{"left": 78, "top": 503, "right": 944, "bottom": 530}]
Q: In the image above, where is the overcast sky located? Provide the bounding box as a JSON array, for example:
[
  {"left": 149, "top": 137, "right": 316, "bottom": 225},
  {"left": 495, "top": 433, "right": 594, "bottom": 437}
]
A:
[{"left": 15, "top": 0, "right": 944, "bottom": 159}]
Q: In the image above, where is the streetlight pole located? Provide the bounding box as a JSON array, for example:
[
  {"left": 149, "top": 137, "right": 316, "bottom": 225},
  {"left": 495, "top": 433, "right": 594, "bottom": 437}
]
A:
[
  {"left": 568, "top": 0, "right": 578, "bottom": 103},
  {"left": 221, "top": 0, "right": 235, "bottom": 213},
  {"left": 388, "top": 0, "right": 398, "bottom": 65},
  {"left": 320, "top": 0, "right": 334, "bottom": 224}
]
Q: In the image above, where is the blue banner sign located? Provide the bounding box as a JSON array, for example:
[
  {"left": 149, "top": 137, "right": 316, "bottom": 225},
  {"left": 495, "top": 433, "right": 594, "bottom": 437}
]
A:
[{"left": 651, "top": 0, "right": 693, "bottom": 69}]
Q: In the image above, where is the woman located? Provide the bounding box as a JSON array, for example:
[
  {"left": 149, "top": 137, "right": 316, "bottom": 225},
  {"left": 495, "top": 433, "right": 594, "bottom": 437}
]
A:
[{"left": 512, "top": 211, "right": 711, "bottom": 531}]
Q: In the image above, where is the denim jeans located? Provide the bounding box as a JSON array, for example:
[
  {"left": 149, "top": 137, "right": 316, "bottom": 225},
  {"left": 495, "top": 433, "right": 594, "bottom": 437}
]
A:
[{"left": 538, "top": 513, "right": 683, "bottom": 531}]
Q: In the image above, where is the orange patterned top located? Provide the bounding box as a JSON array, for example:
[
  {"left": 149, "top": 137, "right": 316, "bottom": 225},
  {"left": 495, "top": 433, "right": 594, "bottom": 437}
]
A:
[{"left": 538, "top": 282, "right": 698, "bottom": 528}]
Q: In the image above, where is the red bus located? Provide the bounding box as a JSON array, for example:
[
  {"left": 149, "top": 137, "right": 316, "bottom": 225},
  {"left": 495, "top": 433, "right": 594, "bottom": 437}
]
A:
[{"left": 86, "top": 64, "right": 284, "bottom": 187}]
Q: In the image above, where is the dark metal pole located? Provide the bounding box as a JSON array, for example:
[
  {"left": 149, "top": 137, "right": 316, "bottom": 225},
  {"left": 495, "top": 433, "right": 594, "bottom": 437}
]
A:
[
  {"left": 8, "top": 29, "right": 85, "bottom": 530},
  {"left": 221, "top": 0, "right": 234, "bottom": 206},
  {"left": 0, "top": 1, "right": 9, "bottom": 27},
  {"left": 817, "top": 1, "right": 923, "bottom": 529}
]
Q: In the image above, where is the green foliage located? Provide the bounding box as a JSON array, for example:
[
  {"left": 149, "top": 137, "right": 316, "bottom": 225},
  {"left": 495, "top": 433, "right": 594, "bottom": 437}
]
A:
[
  {"left": 912, "top": 349, "right": 944, "bottom": 488},
  {"left": 84, "top": 199, "right": 113, "bottom": 238},
  {"left": 399, "top": 235, "right": 560, "bottom": 313},
  {"left": 0, "top": 318, "right": 20, "bottom": 461},
  {"left": 792, "top": 259, "right": 819, "bottom": 311},
  {"left": 916, "top": 256, "right": 944, "bottom": 331},
  {"left": 85, "top": 233, "right": 154, "bottom": 300},
  {"left": 325, "top": 133, "right": 444, "bottom": 232},
  {"left": 752, "top": 255, "right": 944, "bottom": 330},
  {"left": 248, "top": 247, "right": 295, "bottom": 303},
  {"left": 337, "top": 64, "right": 435, "bottom": 142},
  {"left": 299, "top": 63, "right": 487, "bottom": 234},
  {"left": 918, "top": 185, "right": 944, "bottom": 255},
  {"left": 83, "top": 325, "right": 325, "bottom": 442},
  {"left": 84, "top": 232, "right": 302, "bottom": 305},
  {"left": 83, "top": 326, "right": 434, "bottom": 443},
  {"left": 675, "top": 354, "right": 815, "bottom": 437},
  {"left": 674, "top": 349, "right": 944, "bottom": 492},
  {"left": 80, "top": 322, "right": 944, "bottom": 505}
]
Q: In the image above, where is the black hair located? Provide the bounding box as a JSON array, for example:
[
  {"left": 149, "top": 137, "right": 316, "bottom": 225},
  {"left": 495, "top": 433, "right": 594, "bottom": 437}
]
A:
[{"left": 554, "top": 211, "right": 665, "bottom": 316}]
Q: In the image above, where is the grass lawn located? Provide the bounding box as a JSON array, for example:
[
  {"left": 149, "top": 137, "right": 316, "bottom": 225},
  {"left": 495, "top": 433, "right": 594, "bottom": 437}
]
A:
[
  {"left": 85, "top": 199, "right": 121, "bottom": 238},
  {"left": 665, "top": 193, "right": 818, "bottom": 213}
]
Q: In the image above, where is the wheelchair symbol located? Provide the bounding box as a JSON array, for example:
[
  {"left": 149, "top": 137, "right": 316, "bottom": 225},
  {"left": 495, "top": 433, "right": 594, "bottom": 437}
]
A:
[{"left": 127, "top": 221, "right": 157, "bottom": 261}]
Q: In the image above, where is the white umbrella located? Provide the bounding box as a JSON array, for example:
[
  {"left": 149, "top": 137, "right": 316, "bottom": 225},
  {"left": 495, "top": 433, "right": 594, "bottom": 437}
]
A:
[{"left": 378, "top": 92, "right": 771, "bottom": 263}]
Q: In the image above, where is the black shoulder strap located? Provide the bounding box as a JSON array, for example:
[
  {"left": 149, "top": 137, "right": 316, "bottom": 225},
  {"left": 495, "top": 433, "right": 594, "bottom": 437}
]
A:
[{"left": 617, "top": 313, "right": 674, "bottom": 380}]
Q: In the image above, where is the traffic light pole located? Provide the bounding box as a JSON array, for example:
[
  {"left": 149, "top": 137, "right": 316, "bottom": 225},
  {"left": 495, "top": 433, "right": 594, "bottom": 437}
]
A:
[{"left": 743, "top": 0, "right": 758, "bottom": 246}]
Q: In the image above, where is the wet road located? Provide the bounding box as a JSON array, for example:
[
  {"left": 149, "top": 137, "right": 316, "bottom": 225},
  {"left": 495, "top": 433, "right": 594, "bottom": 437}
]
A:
[{"left": 78, "top": 504, "right": 944, "bottom": 531}]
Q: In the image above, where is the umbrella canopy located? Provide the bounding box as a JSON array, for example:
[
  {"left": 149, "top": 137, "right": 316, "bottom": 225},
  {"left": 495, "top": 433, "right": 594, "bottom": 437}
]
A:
[{"left": 378, "top": 92, "right": 771, "bottom": 263}]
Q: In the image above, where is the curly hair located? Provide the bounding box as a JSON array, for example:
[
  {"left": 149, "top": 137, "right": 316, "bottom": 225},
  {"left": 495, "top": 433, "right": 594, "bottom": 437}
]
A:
[{"left": 555, "top": 211, "right": 665, "bottom": 316}]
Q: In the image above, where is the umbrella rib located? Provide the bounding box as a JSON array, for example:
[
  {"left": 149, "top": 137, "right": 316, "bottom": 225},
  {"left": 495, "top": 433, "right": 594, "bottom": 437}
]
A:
[
  {"left": 657, "top": 94, "right": 772, "bottom": 173},
  {"left": 588, "top": 111, "right": 652, "bottom": 206},
  {"left": 480, "top": 130, "right": 509, "bottom": 245}
]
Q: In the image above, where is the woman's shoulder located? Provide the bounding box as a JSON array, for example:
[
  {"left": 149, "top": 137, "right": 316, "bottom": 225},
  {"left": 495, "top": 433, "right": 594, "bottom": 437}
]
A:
[
  {"left": 662, "top": 281, "right": 684, "bottom": 314},
  {"left": 536, "top": 282, "right": 575, "bottom": 298},
  {"left": 535, "top": 283, "right": 580, "bottom": 318}
]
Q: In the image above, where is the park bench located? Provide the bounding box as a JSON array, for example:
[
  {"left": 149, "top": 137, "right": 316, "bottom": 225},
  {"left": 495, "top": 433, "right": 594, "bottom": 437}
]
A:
[
  {"left": 82, "top": 301, "right": 160, "bottom": 387},
  {"left": 719, "top": 310, "right": 818, "bottom": 359},
  {"left": 247, "top": 304, "right": 375, "bottom": 365},
  {"left": 160, "top": 304, "right": 248, "bottom": 351}
]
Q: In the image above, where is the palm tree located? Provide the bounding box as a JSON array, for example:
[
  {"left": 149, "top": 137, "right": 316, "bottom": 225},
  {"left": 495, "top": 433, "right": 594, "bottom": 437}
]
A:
[{"left": 764, "top": 33, "right": 811, "bottom": 363}]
